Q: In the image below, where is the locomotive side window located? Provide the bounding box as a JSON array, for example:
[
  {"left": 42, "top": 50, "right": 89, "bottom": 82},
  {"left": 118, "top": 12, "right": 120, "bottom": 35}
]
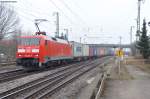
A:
[{"left": 17, "top": 38, "right": 40, "bottom": 46}]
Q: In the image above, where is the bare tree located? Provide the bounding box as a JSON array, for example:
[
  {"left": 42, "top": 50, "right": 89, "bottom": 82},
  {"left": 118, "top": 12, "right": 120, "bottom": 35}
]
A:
[{"left": 0, "top": 3, "right": 20, "bottom": 40}]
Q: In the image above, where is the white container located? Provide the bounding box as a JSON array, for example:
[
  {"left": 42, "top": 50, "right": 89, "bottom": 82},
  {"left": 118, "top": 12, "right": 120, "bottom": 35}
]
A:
[
  {"left": 70, "top": 41, "right": 83, "bottom": 57},
  {"left": 82, "top": 44, "right": 89, "bottom": 57}
]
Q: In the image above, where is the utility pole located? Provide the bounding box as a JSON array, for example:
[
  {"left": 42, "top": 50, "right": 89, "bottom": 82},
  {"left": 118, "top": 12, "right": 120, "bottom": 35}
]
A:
[
  {"left": 119, "top": 36, "right": 122, "bottom": 48},
  {"left": 130, "top": 26, "right": 134, "bottom": 45},
  {"left": 130, "top": 27, "right": 133, "bottom": 45},
  {"left": 54, "top": 12, "right": 59, "bottom": 38},
  {"left": 83, "top": 34, "right": 87, "bottom": 44},
  {"left": 136, "top": 0, "right": 144, "bottom": 56},
  {"left": 64, "top": 29, "right": 68, "bottom": 40},
  {"left": 136, "top": 0, "right": 144, "bottom": 41},
  {"left": 80, "top": 37, "right": 82, "bottom": 43},
  {"left": 130, "top": 26, "right": 134, "bottom": 56}
]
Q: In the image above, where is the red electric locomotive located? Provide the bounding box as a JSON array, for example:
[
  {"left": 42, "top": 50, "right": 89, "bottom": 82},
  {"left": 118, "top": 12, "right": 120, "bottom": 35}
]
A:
[{"left": 16, "top": 32, "right": 72, "bottom": 70}]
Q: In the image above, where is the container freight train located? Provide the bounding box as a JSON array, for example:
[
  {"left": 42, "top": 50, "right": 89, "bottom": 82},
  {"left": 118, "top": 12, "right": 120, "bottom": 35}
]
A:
[{"left": 16, "top": 34, "right": 113, "bottom": 70}]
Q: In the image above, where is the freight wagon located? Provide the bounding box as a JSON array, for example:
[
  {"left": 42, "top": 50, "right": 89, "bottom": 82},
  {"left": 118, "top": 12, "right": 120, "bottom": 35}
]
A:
[
  {"left": 82, "top": 44, "right": 89, "bottom": 60},
  {"left": 88, "top": 45, "right": 114, "bottom": 58},
  {"left": 89, "top": 46, "right": 106, "bottom": 58},
  {"left": 70, "top": 41, "right": 89, "bottom": 61}
]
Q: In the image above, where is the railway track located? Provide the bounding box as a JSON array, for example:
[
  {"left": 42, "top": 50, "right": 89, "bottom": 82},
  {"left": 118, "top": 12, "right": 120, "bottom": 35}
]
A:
[
  {"left": 0, "top": 60, "right": 93, "bottom": 97},
  {"left": 0, "top": 60, "right": 89, "bottom": 83},
  {"left": 0, "top": 62, "right": 16, "bottom": 66},
  {"left": 0, "top": 69, "right": 26, "bottom": 83},
  {"left": 0, "top": 69, "right": 49, "bottom": 83},
  {"left": 0, "top": 57, "right": 111, "bottom": 99}
]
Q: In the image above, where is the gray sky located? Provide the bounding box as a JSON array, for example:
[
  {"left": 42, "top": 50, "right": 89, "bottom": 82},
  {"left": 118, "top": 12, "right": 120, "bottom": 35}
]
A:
[{"left": 11, "top": 0, "right": 150, "bottom": 44}]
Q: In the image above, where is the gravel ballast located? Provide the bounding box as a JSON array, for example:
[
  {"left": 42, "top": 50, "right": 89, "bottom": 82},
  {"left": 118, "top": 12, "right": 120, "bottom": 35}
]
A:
[
  {"left": 0, "top": 70, "right": 54, "bottom": 93},
  {"left": 50, "top": 64, "right": 106, "bottom": 99}
]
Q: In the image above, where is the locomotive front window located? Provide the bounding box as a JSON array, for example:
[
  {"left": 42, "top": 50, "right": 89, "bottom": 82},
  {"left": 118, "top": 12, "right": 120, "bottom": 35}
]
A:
[{"left": 18, "top": 38, "right": 40, "bottom": 46}]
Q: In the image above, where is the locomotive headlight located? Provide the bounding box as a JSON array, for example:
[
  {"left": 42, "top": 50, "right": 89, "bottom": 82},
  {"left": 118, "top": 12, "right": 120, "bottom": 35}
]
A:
[
  {"left": 18, "top": 49, "right": 25, "bottom": 53},
  {"left": 35, "top": 54, "right": 38, "bottom": 56},
  {"left": 32, "top": 49, "right": 39, "bottom": 53}
]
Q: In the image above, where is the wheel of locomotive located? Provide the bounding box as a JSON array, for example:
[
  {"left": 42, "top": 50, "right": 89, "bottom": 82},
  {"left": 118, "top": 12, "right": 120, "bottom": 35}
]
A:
[{"left": 44, "top": 61, "right": 54, "bottom": 68}]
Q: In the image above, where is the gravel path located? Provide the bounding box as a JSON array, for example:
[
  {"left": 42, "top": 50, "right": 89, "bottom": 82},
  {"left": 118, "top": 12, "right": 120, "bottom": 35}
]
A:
[{"left": 103, "top": 58, "right": 150, "bottom": 99}]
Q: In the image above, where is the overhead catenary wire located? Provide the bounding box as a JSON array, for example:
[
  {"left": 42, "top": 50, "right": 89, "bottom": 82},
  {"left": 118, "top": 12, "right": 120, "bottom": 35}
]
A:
[
  {"left": 17, "top": 0, "right": 82, "bottom": 27},
  {"left": 16, "top": 7, "right": 40, "bottom": 19},
  {"left": 18, "top": 12, "right": 35, "bottom": 22},
  {"left": 18, "top": 0, "right": 54, "bottom": 19},
  {"left": 58, "top": 0, "right": 87, "bottom": 25},
  {"left": 11, "top": 0, "right": 87, "bottom": 37},
  {"left": 14, "top": 1, "right": 55, "bottom": 30},
  {"left": 67, "top": 0, "right": 88, "bottom": 16},
  {"left": 17, "top": 0, "right": 73, "bottom": 34},
  {"left": 17, "top": 1, "right": 53, "bottom": 20},
  {"left": 48, "top": 0, "right": 74, "bottom": 25},
  {"left": 18, "top": 12, "right": 54, "bottom": 30},
  {"left": 12, "top": 2, "right": 46, "bottom": 22}
]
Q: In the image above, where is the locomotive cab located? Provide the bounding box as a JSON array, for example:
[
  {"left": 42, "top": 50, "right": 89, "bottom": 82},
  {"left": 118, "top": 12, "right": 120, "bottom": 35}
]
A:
[{"left": 16, "top": 36, "right": 44, "bottom": 69}]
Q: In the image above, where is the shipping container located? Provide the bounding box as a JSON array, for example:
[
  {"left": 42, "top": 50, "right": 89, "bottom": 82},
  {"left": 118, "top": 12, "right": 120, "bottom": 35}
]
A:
[
  {"left": 107, "top": 48, "right": 115, "bottom": 56},
  {"left": 70, "top": 41, "right": 83, "bottom": 57},
  {"left": 89, "top": 46, "right": 102, "bottom": 57},
  {"left": 99, "top": 48, "right": 105, "bottom": 56},
  {"left": 89, "top": 46, "right": 96, "bottom": 57},
  {"left": 82, "top": 44, "right": 89, "bottom": 57},
  {"left": 89, "top": 45, "right": 112, "bottom": 57}
]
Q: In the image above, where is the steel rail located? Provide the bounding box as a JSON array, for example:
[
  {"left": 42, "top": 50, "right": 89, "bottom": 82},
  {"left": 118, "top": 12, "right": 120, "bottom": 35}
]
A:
[
  {"left": 0, "top": 60, "right": 89, "bottom": 83},
  {"left": 38, "top": 61, "right": 104, "bottom": 99},
  {"left": 0, "top": 57, "right": 111, "bottom": 99},
  {"left": 0, "top": 59, "right": 94, "bottom": 98},
  {"left": 25, "top": 59, "right": 108, "bottom": 99}
]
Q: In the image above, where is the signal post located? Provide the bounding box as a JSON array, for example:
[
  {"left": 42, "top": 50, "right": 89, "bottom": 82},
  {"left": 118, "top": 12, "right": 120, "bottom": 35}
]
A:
[{"left": 116, "top": 49, "right": 124, "bottom": 77}]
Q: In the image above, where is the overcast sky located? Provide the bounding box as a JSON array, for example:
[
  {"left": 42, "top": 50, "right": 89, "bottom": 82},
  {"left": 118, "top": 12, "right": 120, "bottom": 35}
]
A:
[{"left": 10, "top": 0, "right": 150, "bottom": 44}]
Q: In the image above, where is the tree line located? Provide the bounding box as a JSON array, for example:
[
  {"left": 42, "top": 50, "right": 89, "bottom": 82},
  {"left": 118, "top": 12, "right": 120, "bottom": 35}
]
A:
[
  {"left": 0, "top": 3, "right": 20, "bottom": 60},
  {"left": 136, "top": 19, "right": 150, "bottom": 59}
]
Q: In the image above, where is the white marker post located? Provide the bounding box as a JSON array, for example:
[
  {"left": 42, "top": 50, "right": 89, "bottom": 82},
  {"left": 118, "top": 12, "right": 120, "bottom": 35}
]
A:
[
  {"left": 119, "top": 50, "right": 124, "bottom": 77},
  {"left": 116, "top": 49, "right": 124, "bottom": 77},
  {"left": 119, "top": 56, "right": 121, "bottom": 77},
  {"left": 119, "top": 36, "right": 122, "bottom": 77}
]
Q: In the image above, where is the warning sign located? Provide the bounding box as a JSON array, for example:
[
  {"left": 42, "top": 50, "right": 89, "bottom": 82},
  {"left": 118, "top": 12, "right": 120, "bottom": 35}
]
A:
[{"left": 116, "top": 50, "right": 124, "bottom": 57}]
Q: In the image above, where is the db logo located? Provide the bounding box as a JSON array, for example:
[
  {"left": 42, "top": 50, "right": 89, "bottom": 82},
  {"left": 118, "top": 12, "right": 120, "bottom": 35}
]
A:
[{"left": 26, "top": 49, "right": 31, "bottom": 53}]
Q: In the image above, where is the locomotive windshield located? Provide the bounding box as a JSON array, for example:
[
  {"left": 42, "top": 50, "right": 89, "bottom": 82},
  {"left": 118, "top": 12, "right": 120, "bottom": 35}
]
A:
[{"left": 17, "top": 38, "right": 40, "bottom": 46}]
